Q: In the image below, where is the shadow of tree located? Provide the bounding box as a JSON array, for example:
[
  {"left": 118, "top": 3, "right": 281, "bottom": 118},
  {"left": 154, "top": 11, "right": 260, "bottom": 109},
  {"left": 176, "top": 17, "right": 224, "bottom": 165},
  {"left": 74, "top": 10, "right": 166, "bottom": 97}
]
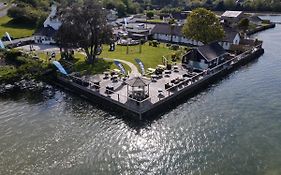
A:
[
  {"left": 73, "top": 58, "right": 113, "bottom": 75},
  {"left": 1, "top": 19, "right": 36, "bottom": 29}
]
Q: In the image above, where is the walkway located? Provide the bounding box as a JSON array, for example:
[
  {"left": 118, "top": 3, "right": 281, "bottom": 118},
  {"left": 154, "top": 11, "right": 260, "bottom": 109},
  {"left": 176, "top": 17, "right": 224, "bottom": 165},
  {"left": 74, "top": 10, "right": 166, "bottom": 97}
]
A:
[{"left": 103, "top": 58, "right": 141, "bottom": 77}]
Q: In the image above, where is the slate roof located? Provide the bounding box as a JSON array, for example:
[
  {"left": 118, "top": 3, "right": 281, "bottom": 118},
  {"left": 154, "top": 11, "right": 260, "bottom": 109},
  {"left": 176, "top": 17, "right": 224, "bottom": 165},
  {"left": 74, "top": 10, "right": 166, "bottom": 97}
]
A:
[
  {"left": 221, "top": 11, "right": 243, "bottom": 18},
  {"left": 197, "top": 42, "right": 227, "bottom": 62},
  {"left": 171, "top": 12, "right": 188, "bottom": 20},
  {"left": 126, "top": 77, "right": 151, "bottom": 87},
  {"left": 151, "top": 24, "right": 183, "bottom": 36},
  {"left": 223, "top": 27, "right": 240, "bottom": 42},
  {"left": 34, "top": 26, "right": 57, "bottom": 37}
]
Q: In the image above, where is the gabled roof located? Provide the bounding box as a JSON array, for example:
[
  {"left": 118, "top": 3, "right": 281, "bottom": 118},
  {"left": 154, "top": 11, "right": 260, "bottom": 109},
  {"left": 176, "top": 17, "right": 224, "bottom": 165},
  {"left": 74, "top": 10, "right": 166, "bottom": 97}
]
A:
[
  {"left": 171, "top": 12, "right": 188, "bottom": 20},
  {"left": 151, "top": 24, "right": 183, "bottom": 36},
  {"left": 126, "top": 76, "right": 150, "bottom": 87},
  {"left": 34, "top": 26, "right": 57, "bottom": 37},
  {"left": 222, "top": 11, "right": 243, "bottom": 18},
  {"left": 223, "top": 27, "right": 240, "bottom": 42},
  {"left": 197, "top": 42, "right": 227, "bottom": 61}
]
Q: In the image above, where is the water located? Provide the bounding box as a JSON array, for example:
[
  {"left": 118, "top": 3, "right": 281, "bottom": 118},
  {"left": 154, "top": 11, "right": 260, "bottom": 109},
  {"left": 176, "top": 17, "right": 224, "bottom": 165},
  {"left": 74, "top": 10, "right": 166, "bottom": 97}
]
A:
[{"left": 1, "top": 16, "right": 281, "bottom": 175}]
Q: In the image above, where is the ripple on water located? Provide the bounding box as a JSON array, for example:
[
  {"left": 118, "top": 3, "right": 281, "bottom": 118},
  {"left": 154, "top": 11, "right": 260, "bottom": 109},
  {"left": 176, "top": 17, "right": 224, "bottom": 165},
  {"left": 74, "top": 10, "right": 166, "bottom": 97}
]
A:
[{"left": 1, "top": 18, "right": 281, "bottom": 175}]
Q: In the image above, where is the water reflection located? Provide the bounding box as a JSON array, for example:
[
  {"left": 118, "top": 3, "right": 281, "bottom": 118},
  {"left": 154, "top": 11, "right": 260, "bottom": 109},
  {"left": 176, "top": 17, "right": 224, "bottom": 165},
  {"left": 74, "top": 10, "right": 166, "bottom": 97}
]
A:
[{"left": 1, "top": 16, "right": 281, "bottom": 175}]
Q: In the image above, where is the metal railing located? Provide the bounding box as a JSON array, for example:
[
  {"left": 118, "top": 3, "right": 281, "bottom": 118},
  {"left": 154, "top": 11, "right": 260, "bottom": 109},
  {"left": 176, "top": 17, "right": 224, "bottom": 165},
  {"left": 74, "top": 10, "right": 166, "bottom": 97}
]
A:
[
  {"left": 155, "top": 45, "right": 262, "bottom": 102},
  {"left": 59, "top": 74, "right": 152, "bottom": 108}
]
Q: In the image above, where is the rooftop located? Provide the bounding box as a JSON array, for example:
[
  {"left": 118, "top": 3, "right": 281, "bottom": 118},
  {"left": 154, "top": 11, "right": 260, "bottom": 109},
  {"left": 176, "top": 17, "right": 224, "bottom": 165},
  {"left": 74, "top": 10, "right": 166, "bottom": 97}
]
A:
[
  {"left": 221, "top": 11, "right": 243, "bottom": 18},
  {"left": 151, "top": 24, "right": 183, "bottom": 36},
  {"left": 126, "top": 77, "right": 151, "bottom": 87},
  {"left": 197, "top": 42, "right": 227, "bottom": 61}
]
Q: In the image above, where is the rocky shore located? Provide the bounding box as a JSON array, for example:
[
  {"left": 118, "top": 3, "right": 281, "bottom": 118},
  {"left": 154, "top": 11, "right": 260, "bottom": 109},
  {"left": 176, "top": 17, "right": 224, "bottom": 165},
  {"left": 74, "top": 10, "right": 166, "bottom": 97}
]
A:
[{"left": 0, "top": 79, "right": 55, "bottom": 96}]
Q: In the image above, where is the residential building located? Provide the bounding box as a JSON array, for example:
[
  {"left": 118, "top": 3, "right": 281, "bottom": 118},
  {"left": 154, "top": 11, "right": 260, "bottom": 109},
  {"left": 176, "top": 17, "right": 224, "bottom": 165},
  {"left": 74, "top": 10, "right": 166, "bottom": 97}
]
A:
[
  {"left": 34, "top": 5, "right": 61, "bottom": 44},
  {"left": 219, "top": 27, "right": 241, "bottom": 50},
  {"left": 182, "top": 42, "right": 228, "bottom": 70},
  {"left": 151, "top": 24, "right": 203, "bottom": 46},
  {"left": 221, "top": 11, "right": 244, "bottom": 26}
]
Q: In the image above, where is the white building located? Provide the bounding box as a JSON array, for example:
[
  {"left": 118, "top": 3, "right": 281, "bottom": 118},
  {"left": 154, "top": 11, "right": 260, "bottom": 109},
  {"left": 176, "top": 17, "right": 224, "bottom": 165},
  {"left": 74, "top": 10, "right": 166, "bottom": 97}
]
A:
[
  {"left": 151, "top": 24, "right": 203, "bottom": 46},
  {"left": 221, "top": 11, "right": 244, "bottom": 26},
  {"left": 219, "top": 27, "right": 241, "bottom": 50},
  {"left": 182, "top": 42, "right": 228, "bottom": 70},
  {"left": 34, "top": 5, "right": 61, "bottom": 44}
]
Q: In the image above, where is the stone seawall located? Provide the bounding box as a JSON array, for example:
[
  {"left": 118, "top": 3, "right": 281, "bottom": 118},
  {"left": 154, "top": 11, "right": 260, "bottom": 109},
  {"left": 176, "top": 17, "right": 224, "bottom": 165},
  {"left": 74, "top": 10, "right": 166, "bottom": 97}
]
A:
[
  {"left": 247, "top": 23, "right": 276, "bottom": 35},
  {"left": 141, "top": 48, "right": 265, "bottom": 120}
]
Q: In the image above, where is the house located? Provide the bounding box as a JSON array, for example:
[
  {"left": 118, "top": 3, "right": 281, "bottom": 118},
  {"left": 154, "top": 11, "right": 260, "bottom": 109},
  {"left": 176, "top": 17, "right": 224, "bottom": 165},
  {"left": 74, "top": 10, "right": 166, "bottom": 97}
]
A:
[
  {"left": 35, "top": 5, "right": 118, "bottom": 45},
  {"left": 221, "top": 11, "right": 244, "bottom": 26},
  {"left": 219, "top": 27, "right": 241, "bottom": 50},
  {"left": 34, "top": 5, "right": 61, "bottom": 44},
  {"left": 34, "top": 26, "right": 57, "bottom": 44},
  {"left": 151, "top": 24, "right": 203, "bottom": 46},
  {"left": 182, "top": 42, "right": 228, "bottom": 70}
]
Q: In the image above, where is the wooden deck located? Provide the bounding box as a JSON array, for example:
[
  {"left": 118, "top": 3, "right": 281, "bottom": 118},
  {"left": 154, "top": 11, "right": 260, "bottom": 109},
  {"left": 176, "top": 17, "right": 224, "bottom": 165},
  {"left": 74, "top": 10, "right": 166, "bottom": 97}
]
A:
[{"left": 54, "top": 45, "right": 264, "bottom": 120}]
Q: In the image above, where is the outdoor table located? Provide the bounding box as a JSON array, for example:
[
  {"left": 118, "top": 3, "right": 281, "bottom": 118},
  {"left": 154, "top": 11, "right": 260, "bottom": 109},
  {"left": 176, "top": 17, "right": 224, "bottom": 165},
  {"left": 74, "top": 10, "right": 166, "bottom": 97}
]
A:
[
  {"left": 104, "top": 71, "right": 110, "bottom": 79},
  {"left": 112, "top": 75, "right": 119, "bottom": 82},
  {"left": 151, "top": 74, "right": 158, "bottom": 81},
  {"left": 173, "top": 66, "right": 179, "bottom": 72}
]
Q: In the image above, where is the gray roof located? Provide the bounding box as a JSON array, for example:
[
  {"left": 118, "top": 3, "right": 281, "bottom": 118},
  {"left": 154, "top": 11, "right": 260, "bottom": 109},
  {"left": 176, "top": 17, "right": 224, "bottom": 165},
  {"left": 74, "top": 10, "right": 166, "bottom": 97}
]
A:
[
  {"left": 151, "top": 24, "right": 183, "bottom": 36},
  {"left": 197, "top": 42, "right": 227, "bottom": 61},
  {"left": 34, "top": 26, "right": 57, "bottom": 37},
  {"left": 223, "top": 27, "right": 240, "bottom": 42},
  {"left": 221, "top": 11, "right": 243, "bottom": 18},
  {"left": 126, "top": 76, "right": 151, "bottom": 87}
]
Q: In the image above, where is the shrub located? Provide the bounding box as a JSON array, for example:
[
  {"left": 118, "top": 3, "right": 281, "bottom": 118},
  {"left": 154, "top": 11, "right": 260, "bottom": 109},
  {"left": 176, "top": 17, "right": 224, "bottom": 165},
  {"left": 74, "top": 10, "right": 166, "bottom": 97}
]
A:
[
  {"left": 170, "top": 44, "right": 180, "bottom": 50},
  {"left": 4, "top": 50, "right": 24, "bottom": 66},
  {"left": 152, "top": 40, "right": 160, "bottom": 47}
]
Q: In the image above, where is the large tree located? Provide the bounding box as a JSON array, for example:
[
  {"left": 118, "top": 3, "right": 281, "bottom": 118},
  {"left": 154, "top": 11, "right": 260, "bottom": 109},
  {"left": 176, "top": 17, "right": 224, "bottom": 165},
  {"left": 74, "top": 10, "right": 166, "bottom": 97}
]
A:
[
  {"left": 182, "top": 8, "right": 224, "bottom": 44},
  {"left": 56, "top": 0, "right": 113, "bottom": 64}
]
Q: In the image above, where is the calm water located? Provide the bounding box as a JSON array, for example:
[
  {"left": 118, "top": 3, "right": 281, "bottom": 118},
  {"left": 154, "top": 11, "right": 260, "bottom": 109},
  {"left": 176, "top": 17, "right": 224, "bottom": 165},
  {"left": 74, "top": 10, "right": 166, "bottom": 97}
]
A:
[{"left": 1, "top": 17, "right": 281, "bottom": 175}]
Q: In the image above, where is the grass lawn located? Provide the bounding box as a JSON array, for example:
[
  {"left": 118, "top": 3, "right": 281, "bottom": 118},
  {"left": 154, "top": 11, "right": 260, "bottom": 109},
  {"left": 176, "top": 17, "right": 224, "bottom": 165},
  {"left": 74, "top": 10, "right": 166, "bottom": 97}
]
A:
[
  {"left": 147, "top": 19, "right": 165, "bottom": 23},
  {"left": 100, "top": 43, "right": 181, "bottom": 69},
  {"left": 33, "top": 43, "right": 184, "bottom": 75},
  {"left": 72, "top": 52, "right": 131, "bottom": 75},
  {"left": 0, "top": 16, "right": 36, "bottom": 39}
]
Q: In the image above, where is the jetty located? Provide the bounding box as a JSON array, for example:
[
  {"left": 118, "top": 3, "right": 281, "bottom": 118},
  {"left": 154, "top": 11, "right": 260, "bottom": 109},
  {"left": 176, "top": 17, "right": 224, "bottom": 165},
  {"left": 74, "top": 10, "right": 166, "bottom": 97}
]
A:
[{"left": 51, "top": 41, "right": 264, "bottom": 120}]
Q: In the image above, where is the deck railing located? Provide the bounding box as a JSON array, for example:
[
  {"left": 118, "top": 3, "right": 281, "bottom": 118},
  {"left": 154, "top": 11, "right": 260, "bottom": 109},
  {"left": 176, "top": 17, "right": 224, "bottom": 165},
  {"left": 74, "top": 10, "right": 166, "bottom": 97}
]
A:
[
  {"left": 59, "top": 74, "right": 151, "bottom": 108},
  {"left": 57, "top": 45, "right": 262, "bottom": 107},
  {"left": 156, "top": 45, "right": 262, "bottom": 102}
]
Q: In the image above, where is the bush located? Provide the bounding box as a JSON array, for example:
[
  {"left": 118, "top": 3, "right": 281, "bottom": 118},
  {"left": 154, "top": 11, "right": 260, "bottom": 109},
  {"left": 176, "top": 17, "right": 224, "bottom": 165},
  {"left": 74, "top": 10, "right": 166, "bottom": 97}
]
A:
[
  {"left": 262, "top": 20, "right": 271, "bottom": 24},
  {"left": 4, "top": 50, "right": 24, "bottom": 66},
  {"left": 146, "top": 11, "right": 154, "bottom": 19},
  {"left": 170, "top": 44, "right": 180, "bottom": 50},
  {"left": 152, "top": 40, "right": 160, "bottom": 47},
  {"left": 166, "top": 43, "right": 171, "bottom": 47}
]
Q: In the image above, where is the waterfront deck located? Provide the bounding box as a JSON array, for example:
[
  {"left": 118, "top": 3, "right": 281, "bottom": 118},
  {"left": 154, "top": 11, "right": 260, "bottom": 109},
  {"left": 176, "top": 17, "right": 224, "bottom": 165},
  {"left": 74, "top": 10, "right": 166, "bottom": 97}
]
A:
[{"left": 55, "top": 44, "right": 264, "bottom": 119}]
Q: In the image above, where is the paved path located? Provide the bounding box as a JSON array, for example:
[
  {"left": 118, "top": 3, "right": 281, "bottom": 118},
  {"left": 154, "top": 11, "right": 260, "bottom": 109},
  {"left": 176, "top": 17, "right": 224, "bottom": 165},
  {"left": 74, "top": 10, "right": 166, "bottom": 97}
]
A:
[{"left": 103, "top": 58, "right": 141, "bottom": 77}]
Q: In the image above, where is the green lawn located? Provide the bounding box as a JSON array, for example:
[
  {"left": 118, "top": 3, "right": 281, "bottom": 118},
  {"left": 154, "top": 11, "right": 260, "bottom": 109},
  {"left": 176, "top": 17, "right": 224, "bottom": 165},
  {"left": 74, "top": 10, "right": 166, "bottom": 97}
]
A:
[
  {"left": 34, "top": 43, "right": 183, "bottom": 75},
  {"left": 73, "top": 52, "right": 131, "bottom": 75},
  {"left": 0, "top": 16, "right": 36, "bottom": 39},
  {"left": 100, "top": 43, "right": 179, "bottom": 69},
  {"left": 147, "top": 19, "right": 165, "bottom": 23}
]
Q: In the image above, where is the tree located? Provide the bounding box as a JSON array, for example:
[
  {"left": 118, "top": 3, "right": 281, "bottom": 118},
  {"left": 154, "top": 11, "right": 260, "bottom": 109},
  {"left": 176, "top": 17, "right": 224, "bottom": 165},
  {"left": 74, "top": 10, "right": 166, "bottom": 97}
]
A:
[
  {"left": 168, "top": 18, "right": 176, "bottom": 43},
  {"left": 238, "top": 18, "right": 249, "bottom": 31},
  {"left": 56, "top": 0, "right": 113, "bottom": 64},
  {"left": 182, "top": 8, "right": 224, "bottom": 44},
  {"left": 146, "top": 11, "right": 154, "bottom": 19}
]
